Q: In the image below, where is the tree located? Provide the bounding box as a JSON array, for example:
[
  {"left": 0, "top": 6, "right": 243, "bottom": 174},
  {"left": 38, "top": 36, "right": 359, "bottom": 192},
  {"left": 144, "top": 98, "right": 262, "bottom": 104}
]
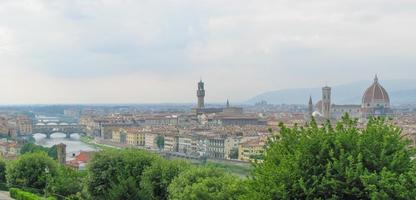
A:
[
  {"left": 20, "top": 143, "right": 58, "bottom": 160},
  {"left": 168, "top": 167, "right": 245, "bottom": 200},
  {"left": 6, "top": 152, "right": 59, "bottom": 191},
  {"left": 107, "top": 177, "right": 140, "bottom": 200},
  {"left": 0, "top": 159, "right": 6, "bottom": 183},
  {"left": 46, "top": 166, "right": 85, "bottom": 198},
  {"left": 86, "top": 149, "right": 158, "bottom": 199},
  {"left": 246, "top": 116, "right": 416, "bottom": 199},
  {"left": 156, "top": 135, "right": 164, "bottom": 150},
  {"left": 140, "top": 159, "right": 190, "bottom": 200}
]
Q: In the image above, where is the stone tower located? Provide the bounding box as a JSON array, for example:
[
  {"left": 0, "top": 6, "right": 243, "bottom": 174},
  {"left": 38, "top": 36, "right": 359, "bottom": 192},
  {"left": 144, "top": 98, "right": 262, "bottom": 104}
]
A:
[
  {"left": 56, "top": 143, "right": 67, "bottom": 165},
  {"left": 322, "top": 86, "right": 332, "bottom": 120},
  {"left": 197, "top": 80, "right": 205, "bottom": 108},
  {"left": 308, "top": 96, "right": 313, "bottom": 117}
]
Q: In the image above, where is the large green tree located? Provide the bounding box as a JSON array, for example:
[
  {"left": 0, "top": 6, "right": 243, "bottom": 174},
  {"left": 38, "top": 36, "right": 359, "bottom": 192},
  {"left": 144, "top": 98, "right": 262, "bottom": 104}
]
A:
[
  {"left": 46, "top": 166, "right": 85, "bottom": 198},
  {"left": 86, "top": 149, "right": 158, "bottom": 199},
  {"left": 246, "top": 116, "right": 416, "bottom": 199},
  {"left": 140, "top": 159, "right": 190, "bottom": 200},
  {"left": 168, "top": 167, "right": 245, "bottom": 200},
  {"left": 0, "top": 159, "right": 6, "bottom": 184},
  {"left": 6, "top": 152, "right": 59, "bottom": 191},
  {"left": 20, "top": 143, "right": 57, "bottom": 160}
]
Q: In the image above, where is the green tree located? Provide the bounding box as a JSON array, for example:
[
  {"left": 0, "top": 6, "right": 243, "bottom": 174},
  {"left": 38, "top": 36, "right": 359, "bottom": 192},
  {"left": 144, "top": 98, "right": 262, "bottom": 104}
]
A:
[
  {"left": 246, "top": 116, "right": 416, "bottom": 200},
  {"left": 46, "top": 166, "right": 85, "bottom": 198},
  {"left": 156, "top": 135, "right": 164, "bottom": 150},
  {"left": 140, "top": 159, "right": 190, "bottom": 200},
  {"left": 20, "top": 143, "right": 58, "bottom": 160},
  {"left": 6, "top": 152, "right": 59, "bottom": 191},
  {"left": 0, "top": 159, "right": 6, "bottom": 183},
  {"left": 86, "top": 149, "right": 158, "bottom": 199},
  {"left": 168, "top": 167, "right": 245, "bottom": 200},
  {"left": 107, "top": 177, "right": 140, "bottom": 200}
]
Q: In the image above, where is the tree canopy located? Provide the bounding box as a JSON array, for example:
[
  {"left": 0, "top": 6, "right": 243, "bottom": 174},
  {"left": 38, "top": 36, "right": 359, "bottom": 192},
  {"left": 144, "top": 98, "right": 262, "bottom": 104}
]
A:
[
  {"left": 168, "top": 167, "right": 245, "bottom": 200},
  {"left": 140, "top": 159, "right": 190, "bottom": 200},
  {"left": 246, "top": 116, "right": 416, "bottom": 200},
  {"left": 86, "top": 148, "right": 158, "bottom": 199},
  {"left": 6, "top": 152, "right": 59, "bottom": 191}
]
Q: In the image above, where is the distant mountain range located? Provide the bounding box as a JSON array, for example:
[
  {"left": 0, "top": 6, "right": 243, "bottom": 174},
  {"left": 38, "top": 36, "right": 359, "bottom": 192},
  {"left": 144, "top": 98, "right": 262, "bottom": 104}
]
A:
[{"left": 247, "top": 79, "right": 416, "bottom": 105}]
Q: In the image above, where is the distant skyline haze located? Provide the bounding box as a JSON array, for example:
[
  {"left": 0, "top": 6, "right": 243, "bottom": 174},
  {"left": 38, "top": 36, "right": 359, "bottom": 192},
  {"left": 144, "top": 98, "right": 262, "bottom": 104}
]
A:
[{"left": 0, "top": 0, "right": 415, "bottom": 104}]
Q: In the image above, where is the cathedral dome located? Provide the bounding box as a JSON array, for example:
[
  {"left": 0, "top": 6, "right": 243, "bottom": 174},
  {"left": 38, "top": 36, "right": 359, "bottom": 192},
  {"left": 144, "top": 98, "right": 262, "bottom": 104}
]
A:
[{"left": 362, "top": 75, "right": 390, "bottom": 108}]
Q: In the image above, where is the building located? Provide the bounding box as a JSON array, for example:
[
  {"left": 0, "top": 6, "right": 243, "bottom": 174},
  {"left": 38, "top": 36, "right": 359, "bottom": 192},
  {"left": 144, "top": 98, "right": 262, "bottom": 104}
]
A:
[
  {"left": 164, "top": 135, "right": 179, "bottom": 152},
  {"left": 111, "top": 128, "right": 126, "bottom": 144},
  {"left": 197, "top": 80, "right": 205, "bottom": 109},
  {"left": 224, "top": 136, "right": 242, "bottom": 160},
  {"left": 361, "top": 75, "right": 392, "bottom": 118},
  {"left": 206, "top": 136, "right": 225, "bottom": 159},
  {"left": 238, "top": 137, "right": 267, "bottom": 162},
  {"left": 178, "top": 135, "right": 193, "bottom": 154},
  {"left": 56, "top": 143, "right": 67, "bottom": 165},
  {"left": 311, "top": 75, "right": 392, "bottom": 121},
  {"left": 322, "top": 86, "right": 332, "bottom": 120},
  {"left": 126, "top": 129, "right": 145, "bottom": 146},
  {"left": 17, "top": 115, "right": 33, "bottom": 135},
  {"left": 145, "top": 132, "right": 158, "bottom": 150}
]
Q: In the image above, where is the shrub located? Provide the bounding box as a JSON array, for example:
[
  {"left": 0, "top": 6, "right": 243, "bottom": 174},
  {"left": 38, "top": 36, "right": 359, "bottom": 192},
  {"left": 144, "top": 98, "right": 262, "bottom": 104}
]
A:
[{"left": 9, "top": 188, "right": 56, "bottom": 200}]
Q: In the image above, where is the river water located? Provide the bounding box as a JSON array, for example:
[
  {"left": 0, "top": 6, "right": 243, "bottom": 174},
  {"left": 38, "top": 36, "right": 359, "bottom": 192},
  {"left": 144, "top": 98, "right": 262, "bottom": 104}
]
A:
[{"left": 33, "top": 133, "right": 98, "bottom": 159}]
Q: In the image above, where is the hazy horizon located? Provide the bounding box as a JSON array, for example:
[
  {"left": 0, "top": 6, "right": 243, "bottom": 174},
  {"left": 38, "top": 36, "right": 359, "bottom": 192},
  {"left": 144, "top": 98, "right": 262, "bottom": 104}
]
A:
[{"left": 1, "top": 0, "right": 415, "bottom": 104}]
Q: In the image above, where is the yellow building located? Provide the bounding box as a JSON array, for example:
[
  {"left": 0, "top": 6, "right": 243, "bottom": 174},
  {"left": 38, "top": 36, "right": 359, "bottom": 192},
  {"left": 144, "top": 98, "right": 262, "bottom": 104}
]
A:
[
  {"left": 111, "top": 128, "right": 145, "bottom": 146},
  {"left": 238, "top": 137, "right": 267, "bottom": 162},
  {"left": 126, "top": 129, "right": 145, "bottom": 146}
]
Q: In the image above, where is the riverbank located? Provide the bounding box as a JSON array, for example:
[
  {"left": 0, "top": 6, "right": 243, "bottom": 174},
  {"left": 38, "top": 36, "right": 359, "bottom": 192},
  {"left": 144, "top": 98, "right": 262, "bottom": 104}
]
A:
[{"left": 79, "top": 136, "right": 252, "bottom": 177}]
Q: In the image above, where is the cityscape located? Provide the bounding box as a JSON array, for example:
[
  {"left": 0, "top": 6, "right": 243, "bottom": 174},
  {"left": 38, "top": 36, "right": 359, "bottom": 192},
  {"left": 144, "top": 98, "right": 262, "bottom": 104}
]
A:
[{"left": 1, "top": 0, "right": 416, "bottom": 200}]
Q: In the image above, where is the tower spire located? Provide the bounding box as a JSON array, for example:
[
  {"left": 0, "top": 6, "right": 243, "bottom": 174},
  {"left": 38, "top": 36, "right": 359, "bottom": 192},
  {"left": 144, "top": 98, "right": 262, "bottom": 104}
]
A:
[
  {"left": 308, "top": 96, "right": 313, "bottom": 117},
  {"left": 374, "top": 74, "right": 378, "bottom": 83}
]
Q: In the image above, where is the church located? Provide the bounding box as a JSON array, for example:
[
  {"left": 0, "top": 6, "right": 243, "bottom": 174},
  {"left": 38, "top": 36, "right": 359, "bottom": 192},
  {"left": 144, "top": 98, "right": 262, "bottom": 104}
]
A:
[{"left": 308, "top": 75, "right": 392, "bottom": 121}]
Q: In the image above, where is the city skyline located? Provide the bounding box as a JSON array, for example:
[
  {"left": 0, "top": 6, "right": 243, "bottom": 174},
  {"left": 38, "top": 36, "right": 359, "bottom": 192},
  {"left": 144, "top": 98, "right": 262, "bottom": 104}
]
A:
[{"left": 1, "top": 0, "right": 415, "bottom": 104}]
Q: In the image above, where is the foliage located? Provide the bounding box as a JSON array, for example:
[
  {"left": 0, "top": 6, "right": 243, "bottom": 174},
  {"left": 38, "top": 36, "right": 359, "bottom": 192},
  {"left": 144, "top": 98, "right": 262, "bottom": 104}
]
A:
[
  {"left": 140, "top": 159, "right": 190, "bottom": 200},
  {"left": 246, "top": 116, "right": 416, "bottom": 199},
  {"left": 156, "top": 135, "right": 164, "bottom": 150},
  {"left": 168, "top": 167, "right": 245, "bottom": 200},
  {"left": 20, "top": 143, "right": 58, "bottom": 160},
  {"left": 9, "top": 187, "right": 56, "bottom": 200},
  {"left": 46, "top": 166, "right": 85, "bottom": 199},
  {"left": 6, "top": 152, "right": 59, "bottom": 191},
  {"left": 0, "top": 159, "right": 6, "bottom": 183},
  {"left": 107, "top": 177, "right": 141, "bottom": 200},
  {"left": 86, "top": 148, "right": 158, "bottom": 199}
]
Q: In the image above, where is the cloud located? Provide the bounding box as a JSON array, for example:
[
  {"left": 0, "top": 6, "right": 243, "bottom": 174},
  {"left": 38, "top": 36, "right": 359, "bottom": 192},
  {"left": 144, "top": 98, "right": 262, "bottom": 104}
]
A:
[{"left": 0, "top": 0, "right": 415, "bottom": 103}]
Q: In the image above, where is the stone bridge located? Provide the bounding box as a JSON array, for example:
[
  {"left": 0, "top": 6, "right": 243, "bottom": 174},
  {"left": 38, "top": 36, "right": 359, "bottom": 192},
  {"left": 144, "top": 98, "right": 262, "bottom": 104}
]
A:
[{"left": 32, "top": 124, "right": 86, "bottom": 139}]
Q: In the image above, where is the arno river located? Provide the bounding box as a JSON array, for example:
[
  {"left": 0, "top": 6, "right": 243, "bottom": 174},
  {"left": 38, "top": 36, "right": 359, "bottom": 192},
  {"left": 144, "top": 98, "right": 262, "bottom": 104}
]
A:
[{"left": 33, "top": 133, "right": 98, "bottom": 158}]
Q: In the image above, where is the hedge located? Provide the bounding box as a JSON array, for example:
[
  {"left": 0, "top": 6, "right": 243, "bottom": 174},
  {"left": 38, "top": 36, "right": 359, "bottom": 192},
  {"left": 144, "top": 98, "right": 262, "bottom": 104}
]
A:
[{"left": 9, "top": 188, "right": 56, "bottom": 200}]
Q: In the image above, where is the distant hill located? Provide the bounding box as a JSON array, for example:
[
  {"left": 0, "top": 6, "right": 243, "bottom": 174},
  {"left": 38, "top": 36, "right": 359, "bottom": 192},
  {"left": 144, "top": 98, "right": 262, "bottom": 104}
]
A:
[{"left": 246, "top": 79, "right": 416, "bottom": 105}]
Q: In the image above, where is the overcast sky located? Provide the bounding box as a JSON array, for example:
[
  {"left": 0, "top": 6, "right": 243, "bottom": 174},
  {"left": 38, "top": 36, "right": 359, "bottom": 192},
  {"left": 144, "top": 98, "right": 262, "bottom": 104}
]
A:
[{"left": 0, "top": 0, "right": 415, "bottom": 104}]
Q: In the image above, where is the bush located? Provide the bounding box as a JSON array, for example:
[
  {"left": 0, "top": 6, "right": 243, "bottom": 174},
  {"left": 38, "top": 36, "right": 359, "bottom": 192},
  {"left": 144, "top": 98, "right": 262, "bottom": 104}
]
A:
[
  {"left": 168, "top": 167, "right": 245, "bottom": 200},
  {"left": 9, "top": 188, "right": 56, "bottom": 200}
]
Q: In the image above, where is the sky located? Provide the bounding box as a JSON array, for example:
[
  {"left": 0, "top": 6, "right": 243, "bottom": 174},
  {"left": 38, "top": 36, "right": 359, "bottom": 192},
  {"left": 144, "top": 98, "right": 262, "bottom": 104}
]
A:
[{"left": 0, "top": 0, "right": 415, "bottom": 104}]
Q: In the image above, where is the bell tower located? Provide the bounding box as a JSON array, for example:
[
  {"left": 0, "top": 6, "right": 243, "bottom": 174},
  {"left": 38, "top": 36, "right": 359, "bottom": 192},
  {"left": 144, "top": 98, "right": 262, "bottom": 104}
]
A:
[
  {"left": 308, "top": 96, "right": 313, "bottom": 117},
  {"left": 322, "top": 86, "right": 332, "bottom": 120},
  {"left": 197, "top": 80, "right": 205, "bottom": 108}
]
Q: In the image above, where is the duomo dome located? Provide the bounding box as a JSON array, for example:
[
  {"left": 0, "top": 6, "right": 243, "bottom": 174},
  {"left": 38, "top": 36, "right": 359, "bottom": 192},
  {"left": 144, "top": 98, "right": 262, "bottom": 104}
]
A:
[{"left": 362, "top": 75, "right": 390, "bottom": 108}]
